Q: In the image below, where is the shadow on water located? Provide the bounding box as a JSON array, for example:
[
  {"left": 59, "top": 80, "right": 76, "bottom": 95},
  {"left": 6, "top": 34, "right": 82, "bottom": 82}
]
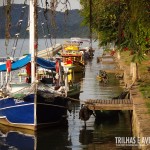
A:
[
  {"left": 94, "top": 110, "right": 120, "bottom": 126},
  {"left": 0, "top": 111, "right": 133, "bottom": 150},
  {"left": 78, "top": 111, "right": 134, "bottom": 150}
]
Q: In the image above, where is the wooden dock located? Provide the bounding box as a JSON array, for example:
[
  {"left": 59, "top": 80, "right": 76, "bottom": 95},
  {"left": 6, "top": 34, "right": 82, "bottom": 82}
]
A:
[
  {"left": 97, "top": 55, "right": 114, "bottom": 63},
  {"left": 85, "top": 99, "right": 133, "bottom": 110}
]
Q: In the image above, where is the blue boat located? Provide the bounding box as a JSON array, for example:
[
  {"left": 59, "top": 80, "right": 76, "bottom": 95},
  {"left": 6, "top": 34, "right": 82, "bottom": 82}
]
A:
[
  {"left": 0, "top": 55, "right": 68, "bottom": 130},
  {"left": 0, "top": 1, "right": 69, "bottom": 130},
  {"left": 0, "top": 95, "right": 68, "bottom": 130}
]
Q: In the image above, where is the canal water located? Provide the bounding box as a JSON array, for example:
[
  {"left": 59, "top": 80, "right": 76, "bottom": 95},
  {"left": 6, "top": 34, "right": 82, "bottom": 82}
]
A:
[{"left": 0, "top": 40, "right": 133, "bottom": 150}]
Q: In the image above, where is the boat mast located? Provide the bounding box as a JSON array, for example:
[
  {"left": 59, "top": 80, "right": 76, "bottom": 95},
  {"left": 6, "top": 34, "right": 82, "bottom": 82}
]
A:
[
  {"left": 30, "top": 0, "right": 37, "bottom": 83},
  {"left": 30, "top": 0, "right": 38, "bottom": 128}
]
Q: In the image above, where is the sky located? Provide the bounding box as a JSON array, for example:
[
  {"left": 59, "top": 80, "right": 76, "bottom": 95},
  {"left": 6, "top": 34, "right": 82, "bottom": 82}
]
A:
[{"left": 0, "top": 0, "right": 81, "bottom": 10}]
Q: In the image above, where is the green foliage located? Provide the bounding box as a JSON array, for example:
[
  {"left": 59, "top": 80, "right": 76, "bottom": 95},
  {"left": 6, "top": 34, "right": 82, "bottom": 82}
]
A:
[
  {"left": 80, "top": 0, "right": 150, "bottom": 63},
  {"left": 140, "top": 84, "right": 150, "bottom": 99}
]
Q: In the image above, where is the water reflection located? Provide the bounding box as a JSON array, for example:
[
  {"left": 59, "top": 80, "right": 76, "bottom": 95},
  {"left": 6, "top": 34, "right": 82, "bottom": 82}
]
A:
[
  {"left": 0, "top": 110, "right": 133, "bottom": 150},
  {"left": 0, "top": 124, "right": 35, "bottom": 150},
  {"left": 78, "top": 111, "right": 133, "bottom": 150},
  {"left": 79, "top": 50, "right": 123, "bottom": 101},
  {"left": 0, "top": 124, "right": 70, "bottom": 150}
]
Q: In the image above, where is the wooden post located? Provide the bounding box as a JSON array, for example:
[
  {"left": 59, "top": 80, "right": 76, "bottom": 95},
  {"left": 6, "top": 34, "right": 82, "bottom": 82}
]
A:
[
  {"left": 132, "top": 62, "right": 138, "bottom": 82},
  {"left": 130, "top": 62, "right": 133, "bottom": 76},
  {"left": 117, "top": 51, "right": 120, "bottom": 60}
]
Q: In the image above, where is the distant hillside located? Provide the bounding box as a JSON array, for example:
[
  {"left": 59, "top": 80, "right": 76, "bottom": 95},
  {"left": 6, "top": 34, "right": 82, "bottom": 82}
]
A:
[{"left": 0, "top": 4, "right": 89, "bottom": 38}]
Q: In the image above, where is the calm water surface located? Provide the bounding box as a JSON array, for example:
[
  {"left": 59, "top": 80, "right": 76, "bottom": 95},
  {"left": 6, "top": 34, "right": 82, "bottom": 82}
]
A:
[{"left": 0, "top": 39, "right": 133, "bottom": 150}]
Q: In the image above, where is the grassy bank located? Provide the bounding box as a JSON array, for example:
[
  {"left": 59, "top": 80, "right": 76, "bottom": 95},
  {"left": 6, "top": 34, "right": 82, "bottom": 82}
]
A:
[{"left": 119, "top": 51, "right": 150, "bottom": 112}]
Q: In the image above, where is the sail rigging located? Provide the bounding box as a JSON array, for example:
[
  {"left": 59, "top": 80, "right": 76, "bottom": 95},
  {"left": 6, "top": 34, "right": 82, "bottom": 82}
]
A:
[{"left": 0, "top": 0, "right": 69, "bottom": 130}]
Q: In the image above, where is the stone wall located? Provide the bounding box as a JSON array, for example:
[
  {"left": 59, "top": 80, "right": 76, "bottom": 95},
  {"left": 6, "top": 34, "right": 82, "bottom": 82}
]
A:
[{"left": 115, "top": 53, "right": 150, "bottom": 150}]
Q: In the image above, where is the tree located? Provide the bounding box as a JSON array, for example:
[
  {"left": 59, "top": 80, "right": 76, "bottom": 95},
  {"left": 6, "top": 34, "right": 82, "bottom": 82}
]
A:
[{"left": 80, "top": 0, "right": 150, "bottom": 62}]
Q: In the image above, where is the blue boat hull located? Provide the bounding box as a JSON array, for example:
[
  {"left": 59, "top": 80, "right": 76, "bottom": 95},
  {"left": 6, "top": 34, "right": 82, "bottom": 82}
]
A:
[{"left": 0, "top": 94, "right": 68, "bottom": 130}]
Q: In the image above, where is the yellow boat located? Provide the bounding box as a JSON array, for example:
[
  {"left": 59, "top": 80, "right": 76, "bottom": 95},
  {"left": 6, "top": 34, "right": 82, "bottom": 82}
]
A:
[
  {"left": 96, "top": 75, "right": 103, "bottom": 81},
  {"left": 96, "top": 72, "right": 108, "bottom": 84},
  {"left": 61, "top": 43, "right": 85, "bottom": 73}
]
